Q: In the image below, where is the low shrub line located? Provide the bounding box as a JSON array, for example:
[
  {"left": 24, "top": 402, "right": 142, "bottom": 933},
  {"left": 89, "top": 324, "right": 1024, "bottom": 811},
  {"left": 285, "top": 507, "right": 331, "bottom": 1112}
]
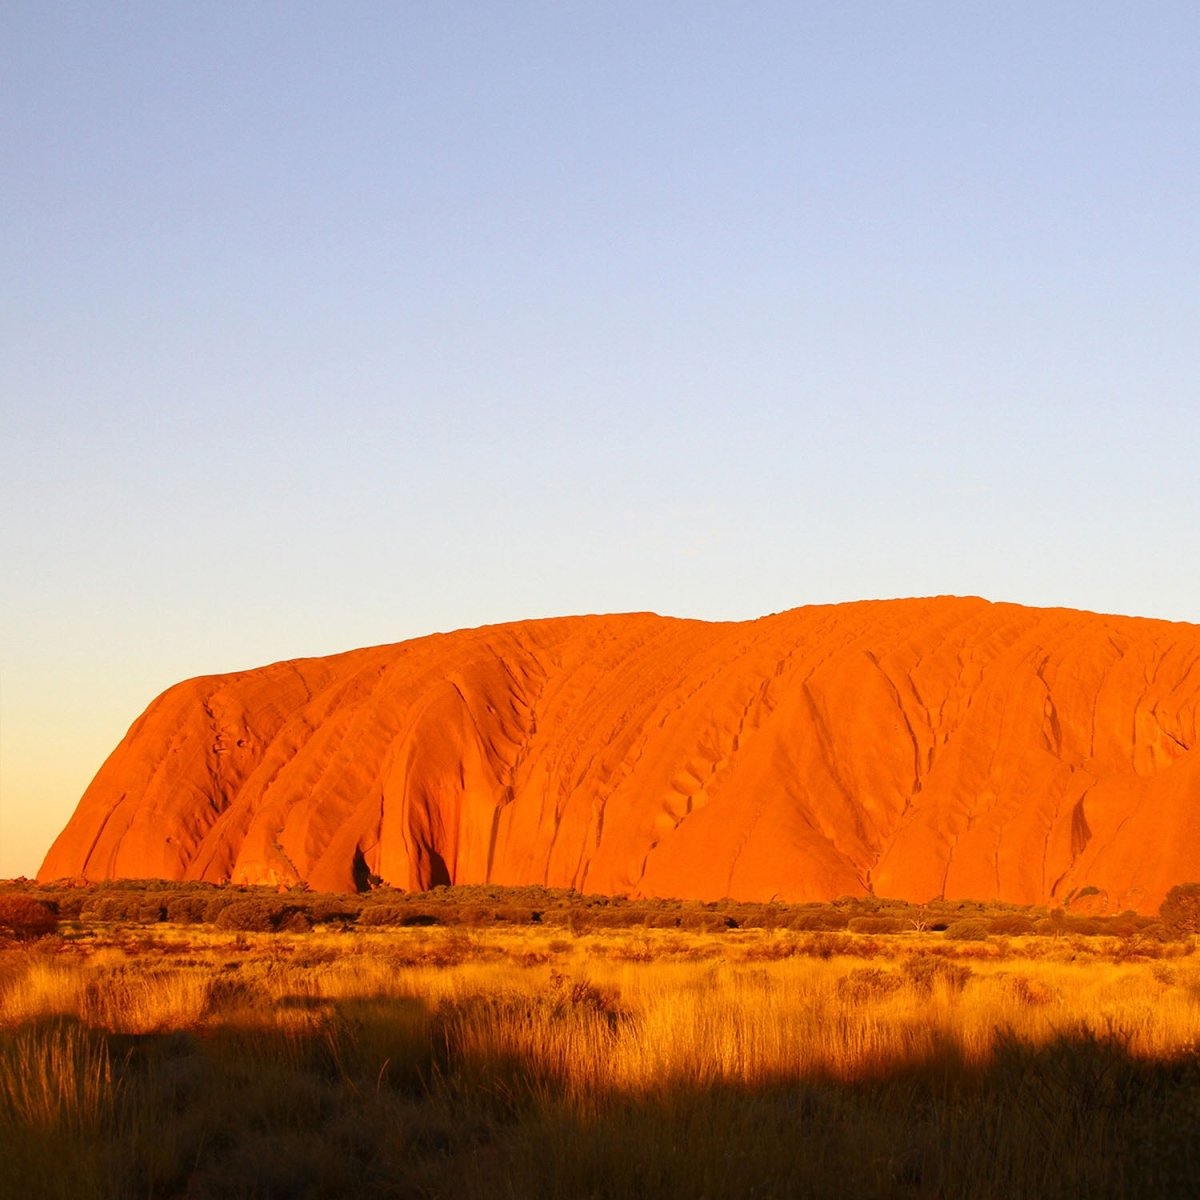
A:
[{"left": 2, "top": 879, "right": 1189, "bottom": 942}]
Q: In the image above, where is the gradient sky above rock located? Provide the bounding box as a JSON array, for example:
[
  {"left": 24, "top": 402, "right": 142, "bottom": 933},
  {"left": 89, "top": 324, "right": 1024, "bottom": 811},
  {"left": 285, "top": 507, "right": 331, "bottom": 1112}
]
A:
[{"left": 2, "top": 2, "right": 1198, "bottom": 876}]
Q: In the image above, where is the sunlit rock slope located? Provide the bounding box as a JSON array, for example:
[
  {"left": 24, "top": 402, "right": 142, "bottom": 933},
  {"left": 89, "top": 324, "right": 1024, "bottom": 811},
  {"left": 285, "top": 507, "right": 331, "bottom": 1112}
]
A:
[{"left": 39, "top": 598, "right": 1200, "bottom": 912}]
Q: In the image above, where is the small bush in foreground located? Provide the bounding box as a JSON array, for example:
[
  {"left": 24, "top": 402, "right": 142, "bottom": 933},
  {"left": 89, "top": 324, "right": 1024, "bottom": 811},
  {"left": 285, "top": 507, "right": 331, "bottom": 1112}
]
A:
[
  {"left": 903, "top": 954, "right": 972, "bottom": 995},
  {"left": 0, "top": 896, "right": 58, "bottom": 940},
  {"left": 836, "top": 967, "right": 902, "bottom": 1002}
]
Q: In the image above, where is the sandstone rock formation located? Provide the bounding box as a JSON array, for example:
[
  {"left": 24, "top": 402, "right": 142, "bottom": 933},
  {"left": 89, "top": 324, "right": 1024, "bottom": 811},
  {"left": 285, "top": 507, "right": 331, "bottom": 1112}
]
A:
[{"left": 39, "top": 598, "right": 1200, "bottom": 911}]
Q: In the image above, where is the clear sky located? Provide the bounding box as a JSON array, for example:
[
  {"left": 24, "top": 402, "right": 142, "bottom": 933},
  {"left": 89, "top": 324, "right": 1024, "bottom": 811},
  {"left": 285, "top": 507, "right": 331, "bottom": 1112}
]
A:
[{"left": 3, "top": 3, "right": 1198, "bottom": 878}]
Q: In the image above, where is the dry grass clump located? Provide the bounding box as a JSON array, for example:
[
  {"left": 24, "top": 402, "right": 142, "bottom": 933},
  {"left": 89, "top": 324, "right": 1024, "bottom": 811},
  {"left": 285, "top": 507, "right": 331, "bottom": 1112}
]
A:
[
  {"left": 0, "top": 1021, "right": 117, "bottom": 1200},
  {"left": 1007, "top": 972, "right": 1059, "bottom": 1007}
]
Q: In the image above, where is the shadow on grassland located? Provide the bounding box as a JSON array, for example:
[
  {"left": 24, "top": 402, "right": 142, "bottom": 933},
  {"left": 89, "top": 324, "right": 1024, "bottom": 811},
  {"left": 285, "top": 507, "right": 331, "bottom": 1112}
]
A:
[{"left": 2, "top": 1014, "right": 1200, "bottom": 1200}]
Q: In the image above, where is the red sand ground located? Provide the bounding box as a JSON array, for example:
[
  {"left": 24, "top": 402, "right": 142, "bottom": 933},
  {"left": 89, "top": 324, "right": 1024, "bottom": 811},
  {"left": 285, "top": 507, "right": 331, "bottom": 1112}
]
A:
[{"left": 39, "top": 598, "right": 1200, "bottom": 912}]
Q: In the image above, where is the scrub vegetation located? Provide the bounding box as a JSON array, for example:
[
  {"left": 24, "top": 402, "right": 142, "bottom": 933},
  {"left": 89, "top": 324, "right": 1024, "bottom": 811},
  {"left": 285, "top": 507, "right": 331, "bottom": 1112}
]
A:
[{"left": 2, "top": 880, "right": 1200, "bottom": 1198}]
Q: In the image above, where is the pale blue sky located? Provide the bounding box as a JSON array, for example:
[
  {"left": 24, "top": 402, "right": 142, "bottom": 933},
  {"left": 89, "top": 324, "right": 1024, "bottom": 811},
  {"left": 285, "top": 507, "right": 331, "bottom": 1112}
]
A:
[{"left": 3, "top": 3, "right": 1198, "bottom": 876}]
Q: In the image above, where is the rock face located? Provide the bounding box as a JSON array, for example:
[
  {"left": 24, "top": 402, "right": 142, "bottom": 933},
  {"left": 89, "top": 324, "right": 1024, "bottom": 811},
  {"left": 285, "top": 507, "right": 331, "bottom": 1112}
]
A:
[{"left": 39, "top": 597, "right": 1200, "bottom": 911}]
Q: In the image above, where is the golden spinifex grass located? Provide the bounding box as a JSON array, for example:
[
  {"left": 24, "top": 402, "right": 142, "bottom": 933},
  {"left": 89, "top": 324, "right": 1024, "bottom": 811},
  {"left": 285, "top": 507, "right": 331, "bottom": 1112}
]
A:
[{"left": 2, "top": 924, "right": 1200, "bottom": 1198}]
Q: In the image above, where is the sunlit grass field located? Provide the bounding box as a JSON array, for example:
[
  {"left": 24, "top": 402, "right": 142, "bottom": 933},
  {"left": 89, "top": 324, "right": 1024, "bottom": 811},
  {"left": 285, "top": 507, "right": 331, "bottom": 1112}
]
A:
[{"left": 3, "top": 913, "right": 1200, "bottom": 1198}]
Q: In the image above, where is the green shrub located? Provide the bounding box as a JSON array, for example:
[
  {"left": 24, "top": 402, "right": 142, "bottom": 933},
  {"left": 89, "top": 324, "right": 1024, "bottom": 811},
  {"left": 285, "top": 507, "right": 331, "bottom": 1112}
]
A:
[
  {"left": 304, "top": 897, "right": 363, "bottom": 924},
  {"left": 742, "top": 904, "right": 795, "bottom": 929},
  {"left": 399, "top": 912, "right": 442, "bottom": 927},
  {"left": 846, "top": 916, "right": 907, "bottom": 935},
  {"left": 491, "top": 905, "right": 535, "bottom": 924},
  {"left": 676, "top": 912, "right": 730, "bottom": 934},
  {"left": 944, "top": 919, "right": 989, "bottom": 941},
  {"left": 787, "top": 910, "right": 849, "bottom": 931},
  {"left": 1062, "top": 917, "right": 1108, "bottom": 937},
  {"left": 163, "top": 895, "right": 211, "bottom": 924},
  {"left": 50, "top": 890, "right": 87, "bottom": 920},
  {"left": 588, "top": 908, "right": 652, "bottom": 929},
  {"left": 988, "top": 914, "right": 1036, "bottom": 936},
  {"left": 135, "top": 901, "right": 167, "bottom": 924},
  {"left": 1159, "top": 883, "right": 1200, "bottom": 935},
  {"left": 1108, "top": 915, "right": 1142, "bottom": 939},
  {"left": 359, "top": 905, "right": 406, "bottom": 927},
  {"left": 644, "top": 911, "right": 683, "bottom": 929},
  {"left": 204, "top": 895, "right": 234, "bottom": 925},
  {"left": 439, "top": 903, "right": 488, "bottom": 925},
  {"left": 1135, "top": 921, "right": 1172, "bottom": 943},
  {"left": 80, "top": 893, "right": 142, "bottom": 922},
  {"left": 214, "top": 900, "right": 280, "bottom": 933}
]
